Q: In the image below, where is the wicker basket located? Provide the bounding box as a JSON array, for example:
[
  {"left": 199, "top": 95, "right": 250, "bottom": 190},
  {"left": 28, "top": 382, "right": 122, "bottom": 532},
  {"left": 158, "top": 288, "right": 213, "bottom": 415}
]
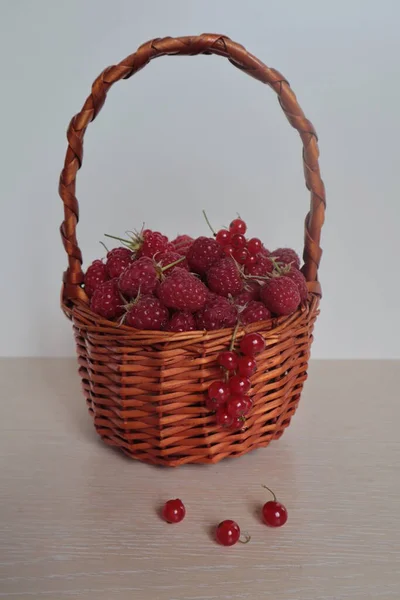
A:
[{"left": 59, "top": 34, "right": 325, "bottom": 467}]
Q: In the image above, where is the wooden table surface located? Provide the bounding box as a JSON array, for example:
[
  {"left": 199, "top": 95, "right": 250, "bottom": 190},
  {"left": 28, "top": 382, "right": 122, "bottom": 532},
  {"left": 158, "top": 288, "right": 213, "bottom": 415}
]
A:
[{"left": 1, "top": 359, "right": 399, "bottom": 599}]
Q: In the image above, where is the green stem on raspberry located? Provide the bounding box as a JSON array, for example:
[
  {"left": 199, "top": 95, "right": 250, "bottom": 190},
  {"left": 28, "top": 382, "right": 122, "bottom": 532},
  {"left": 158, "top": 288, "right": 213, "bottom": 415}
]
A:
[
  {"left": 202, "top": 210, "right": 216, "bottom": 236},
  {"left": 104, "top": 233, "right": 133, "bottom": 245},
  {"left": 160, "top": 256, "right": 186, "bottom": 272}
]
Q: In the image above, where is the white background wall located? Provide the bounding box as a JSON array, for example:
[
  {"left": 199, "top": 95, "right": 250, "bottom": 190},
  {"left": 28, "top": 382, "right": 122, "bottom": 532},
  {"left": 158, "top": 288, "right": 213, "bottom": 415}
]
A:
[{"left": 1, "top": 0, "right": 399, "bottom": 358}]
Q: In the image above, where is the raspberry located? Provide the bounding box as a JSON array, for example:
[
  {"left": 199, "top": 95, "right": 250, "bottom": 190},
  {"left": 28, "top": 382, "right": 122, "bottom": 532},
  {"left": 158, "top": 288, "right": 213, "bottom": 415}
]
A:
[
  {"left": 234, "top": 281, "right": 260, "bottom": 307},
  {"left": 196, "top": 295, "right": 238, "bottom": 330},
  {"left": 187, "top": 236, "right": 223, "bottom": 275},
  {"left": 207, "top": 258, "right": 244, "bottom": 297},
  {"left": 105, "top": 247, "right": 133, "bottom": 278},
  {"left": 240, "top": 301, "right": 271, "bottom": 325},
  {"left": 167, "top": 311, "right": 196, "bottom": 332},
  {"left": 245, "top": 253, "right": 274, "bottom": 277},
  {"left": 84, "top": 260, "right": 108, "bottom": 297},
  {"left": 119, "top": 257, "right": 157, "bottom": 298},
  {"left": 125, "top": 295, "right": 169, "bottom": 330},
  {"left": 272, "top": 248, "right": 301, "bottom": 269},
  {"left": 171, "top": 234, "right": 193, "bottom": 256},
  {"left": 90, "top": 279, "right": 124, "bottom": 319},
  {"left": 260, "top": 276, "right": 301, "bottom": 316},
  {"left": 157, "top": 268, "right": 209, "bottom": 311},
  {"left": 138, "top": 230, "right": 171, "bottom": 259},
  {"left": 156, "top": 251, "right": 189, "bottom": 275},
  {"left": 284, "top": 267, "right": 308, "bottom": 302}
]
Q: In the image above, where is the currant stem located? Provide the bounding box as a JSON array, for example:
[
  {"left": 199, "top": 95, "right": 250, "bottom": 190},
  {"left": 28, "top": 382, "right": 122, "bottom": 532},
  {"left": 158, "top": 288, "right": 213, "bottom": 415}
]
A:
[
  {"left": 99, "top": 241, "right": 109, "bottom": 253},
  {"left": 229, "top": 321, "right": 240, "bottom": 351},
  {"left": 261, "top": 484, "right": 277, "bottom": 502},
  {"left": 239, "top": 532, "right": 251, "bottom": 544},
  {"left": 202, "top": 210, "right": 216, "bottom": 236}
]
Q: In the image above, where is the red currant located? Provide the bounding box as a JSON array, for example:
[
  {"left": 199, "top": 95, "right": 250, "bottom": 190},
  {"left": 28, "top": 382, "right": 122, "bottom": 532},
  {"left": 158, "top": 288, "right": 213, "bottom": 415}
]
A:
[
  {"left": 229, "top": 219, "right": 247, "bottom": 235},
  {"left": 162, "top": 499, "right": 186, "bottom": 523},
  {"left": 216, "top": 229, "right": 232, "bottom": 246},
  {"left": 207, "top": 380, "right": 230, "bottom": 408},
  {"left": 229, "top": 375, "right": 251, "bottom": 395},
  {"left": 240, "top": 333, "right": 265, "bottom": 356},
  {"left": 247, "top": 237, "right": 262, "bottom": 255},
  {"left": 245, "top": 254, "right": 257, "bottom": 267},
  {"left": 261, "top": 485, "right": 288, "bottom": 527},
  {"left": 215, "top": 407, "right": 234, "bottom": 428},
  {"left": 233, "top": 248, "right": 248, "bottom": 264},
  {"left": 231, "top": 234, "right": 247, "bottom": 249},
  {"left": 230, "top": 416, "right": 246, "bottom": 431},
  {"left": 237, "top": 356, "right": 257, "bottom": 377},
  {"left": 227, "top": 395, "right": 251, "bottom": 418},
  {"left": 216, "top": 519, "right": 240, "bottom": 546},
  {"left": 223, "top": 244, "right": 235, "bottom": 256},
  {"left": 218, "top": 351, "right": 238, "bottom": 371}
]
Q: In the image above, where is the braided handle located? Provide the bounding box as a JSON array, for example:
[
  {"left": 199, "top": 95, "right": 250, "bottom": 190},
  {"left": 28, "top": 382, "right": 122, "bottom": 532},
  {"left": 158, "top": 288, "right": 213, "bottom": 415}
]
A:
[{"left": 59, "top": 34, "right": 326, "bottom": 303}]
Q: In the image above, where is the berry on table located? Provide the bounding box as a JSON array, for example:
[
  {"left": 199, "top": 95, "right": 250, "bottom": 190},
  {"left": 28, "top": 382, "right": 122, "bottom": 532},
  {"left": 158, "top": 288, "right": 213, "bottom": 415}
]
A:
[
  {"left": 84, "top": 260, "right": 108, "bottom": 297},
  {"left": 207, "top": 258, "right": 244, "bottom": 297},
  {"left": 162, "top": 499, "right": 186, "bottom": 523},
  {"left": 240, "top": 333, "right": 266, "bottom": 356},
  {"left": 157, "top": 268, "right": 209, "bottom": 311},
  {"left": 261, "top": 485, "right": 288, "bottom": 527},
  {"left": 215, "top": 520, "right": 250, "bottom": 546},
  {"left": 260, "top": 276, "right": 301, "bottom": 316},
  {"left": 187, "top": 236, "right": 223, "bottom": 275},
  {"left": 240, "top": 301, "right": 271, "bottom": 325},
  {"left": 125, "top": 295, "right": 169, "bottom": 330},
  {"left": 90, "top": 279, "right": 124, "bottom": 319},
  {"left": 215, "top": 407, "right": 234, "bottom": 428},
  {"left": 229, "top": 218, "right": 247, "bottom": 235},
  {"left": 216, "top": 229, "right": 232, "bottom": 246},
  {"left": 229, "top": 375, "right": 251, "bottom": 395},
  {"left": 237, "top": 356, "right": 257, "bottom": 377},
  {"left": 218, "top": 351, "right": 238, "bottom": 371}
]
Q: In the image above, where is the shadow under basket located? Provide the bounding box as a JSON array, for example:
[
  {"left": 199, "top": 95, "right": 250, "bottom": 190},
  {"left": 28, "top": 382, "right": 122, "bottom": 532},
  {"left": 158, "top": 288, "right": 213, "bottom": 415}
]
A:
[{"left": 59, "top": 34, "right": 326, "bottom": 467}]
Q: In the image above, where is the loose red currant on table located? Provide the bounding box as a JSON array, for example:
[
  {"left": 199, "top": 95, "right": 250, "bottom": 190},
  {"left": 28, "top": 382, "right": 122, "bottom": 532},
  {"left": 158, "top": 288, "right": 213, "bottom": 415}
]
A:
[
  {"left": 227, "top": 395, "right": 252, "bottom": 418},
  {"left": 229, "top": 375, "right": 251, "bottom": 395},
  {"left": 218, "top": 351, "right": 238, "bottom": 371},
  {"left": 247, "top": 237, "right": 262, "bottom": 255},
  {"left": 261, "top": 486, "right": 288, "bottom": 527},
  {"left": 216, "top": 229, "right": 232, "bottom": 246},
  {"left": 240, "top": 332, "right": 266, "bottom": 356},
  {"left": 206, "top": 380, "right": 230, "bottom": 410},
  {"left": 215, "top": 520, "right": 251, "bottom": 546},
  {"left": 215, "top": 407, "right": 234, "bottom": 428},
  {"left": 229, "top": 218, "right": 247, "bottom": 235},
  {"left": 237, "top": 356, "right": 257, "bottom": 377},
  {"left": 162, "top": 499, "right": 186, "bottom": 523}
]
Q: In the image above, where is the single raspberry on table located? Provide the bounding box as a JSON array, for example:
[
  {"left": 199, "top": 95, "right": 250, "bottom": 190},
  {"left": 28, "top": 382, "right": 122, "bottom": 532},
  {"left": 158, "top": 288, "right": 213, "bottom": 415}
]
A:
[
  {"left": 284, "top": 267, "right": 308, "bottom": 302},
  {"left": 207, "top": 258, "right": 244, "bottom": 297},
  {"left": 260, "top": 276, "right": 301, "bottom": 316},
  {"left": 245, "top": 253, "right": 274, "bottom": 277},
  {"left": 105, "top": 247, "right": 133, "bottom": 278},
  {"left": 234, "top": 281, "right": 260, "bottom": 307},
  {"left": 171, "top": 234, "right": 194, "bottom": 256},
  {"left": 187, "top": 236, "right": 223, "bottom": 275},
  {"left": 125, "top": 295, "right": 169, "bottom": 330},
  {"left": 271, "top": 247, "right": 301, "bottom": 269},
  {"left": 157, "top": 268, "right": 209, "bottom": 311},
  {"left": 84, "top": 260, "right": 108, "bottom": 297},
  {"left": 90, "top": 279, "right": 124, "bottom": 319},
  {"left": 119, "top": 257, "right": 158, "bottom": 298},
  {"left": 240, "top": 301, "right": 271, "bottom": 325},
  {"left": 156, "top": 250, "right": 189, "bottom": 275},
  {"left": 167, "top": 311, "right": 197, "bottom": 332},
  {"left": 196, "top": 295, "right": 238, "bottom": 330}
]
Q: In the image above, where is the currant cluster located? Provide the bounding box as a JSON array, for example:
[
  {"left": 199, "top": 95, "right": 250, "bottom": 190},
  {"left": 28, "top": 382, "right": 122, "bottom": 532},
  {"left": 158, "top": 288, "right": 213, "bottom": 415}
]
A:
[
  {"left": 215, "top": 218, "right": 264, "bottom": 267},
  {"left": 206, "top": 332, "right": 266, "bottom": 431}
]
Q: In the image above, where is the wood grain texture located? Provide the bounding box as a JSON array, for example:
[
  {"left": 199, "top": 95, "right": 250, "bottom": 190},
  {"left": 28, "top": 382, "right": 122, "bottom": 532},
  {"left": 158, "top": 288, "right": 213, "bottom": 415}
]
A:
[{"left": 1, "top": 359, "right": 399, "bottom": 599}]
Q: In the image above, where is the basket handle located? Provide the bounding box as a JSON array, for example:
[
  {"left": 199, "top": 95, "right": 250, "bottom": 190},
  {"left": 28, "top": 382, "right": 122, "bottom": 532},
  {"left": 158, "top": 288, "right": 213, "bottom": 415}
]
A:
[{"left": 59, "top": 34, "right": 326, "bottom": 304}]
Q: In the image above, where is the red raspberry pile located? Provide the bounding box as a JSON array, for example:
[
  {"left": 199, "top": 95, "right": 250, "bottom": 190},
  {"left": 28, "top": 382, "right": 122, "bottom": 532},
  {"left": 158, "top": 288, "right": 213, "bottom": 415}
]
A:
[{"left": 84, "top": 219, "right": 307, "bottom": 330}]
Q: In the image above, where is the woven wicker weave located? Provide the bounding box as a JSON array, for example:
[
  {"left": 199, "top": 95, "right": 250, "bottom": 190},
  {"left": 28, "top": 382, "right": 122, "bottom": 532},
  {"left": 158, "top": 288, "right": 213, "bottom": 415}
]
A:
[{"left": 59, "top": 34, "right": 326, "bottom": 467}]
